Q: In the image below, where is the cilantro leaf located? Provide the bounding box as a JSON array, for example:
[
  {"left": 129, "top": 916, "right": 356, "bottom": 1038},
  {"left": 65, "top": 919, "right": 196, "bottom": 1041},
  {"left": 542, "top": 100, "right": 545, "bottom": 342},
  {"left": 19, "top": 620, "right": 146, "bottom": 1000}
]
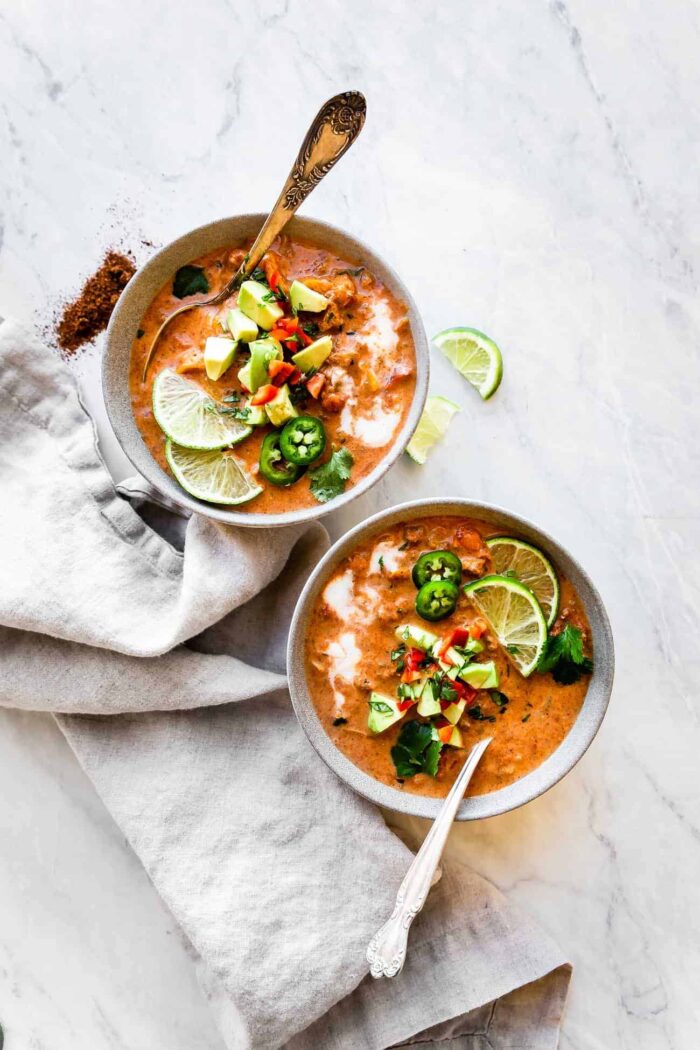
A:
[
  {"left": 538, "top": 625, "right": 593, "bottom": 685},
  {"left": 172, "top": 265, "right": 209, "bottom": 298},
  {"left": 309, "top": 447, "right": 354, "bottom": 504},
  {"left": 391, "top": 720, "right": 442, "bottom": 778}
]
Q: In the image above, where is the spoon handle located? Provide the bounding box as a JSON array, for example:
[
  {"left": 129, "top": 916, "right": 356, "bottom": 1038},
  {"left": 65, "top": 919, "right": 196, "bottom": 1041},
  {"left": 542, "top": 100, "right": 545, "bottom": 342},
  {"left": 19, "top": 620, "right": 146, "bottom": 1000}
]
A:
[
  {"left": 232, "top": 91, "right": 366, "bottom": 286},
  {"left": 366, "top": 738, "right": 491, "bottom": 980}
]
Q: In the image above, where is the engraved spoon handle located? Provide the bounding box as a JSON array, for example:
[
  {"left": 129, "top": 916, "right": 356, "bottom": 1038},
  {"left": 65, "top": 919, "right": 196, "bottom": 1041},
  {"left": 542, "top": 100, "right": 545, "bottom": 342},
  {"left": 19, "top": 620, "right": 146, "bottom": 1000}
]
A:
[
  {"left": 142, "top": 91, "right": 366, "bottom": 380},
  {"left": 228, "top": 90, "right": 366, "bottom": 287},
  {"left": 366, "top": 738, "right": 492, "bottom": 980}
]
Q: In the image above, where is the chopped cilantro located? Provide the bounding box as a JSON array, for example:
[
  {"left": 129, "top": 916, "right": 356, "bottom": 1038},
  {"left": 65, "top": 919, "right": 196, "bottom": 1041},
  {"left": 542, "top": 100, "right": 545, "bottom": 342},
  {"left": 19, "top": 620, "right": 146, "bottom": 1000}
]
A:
[
  {"left": 249, "top": 268, "right": 267, "bottom": 284},
  {"left": 398, "top": 541, "right": 410, "bottom": 551},
  {"left": 302, "top": 321, "right": 320, "bottom": 338},
  {"left": 222, "top": 392, "right": 241, "bottom": 403},
  {"left": 136, "top": 328, "right": 145, "bottom": 339},
  {"left": 538, "top": 625, "right": 593, "bottom": 685},
  {"left": 172, "top": 265, "right": 209, "bottom": 298},
  {"left": 378, "top": 555, "right": 385, "bottom": 571},
  {"left": 522, "top": 714, "right": 531, "bottom": 722},
  {"left": 391, "top": 721, "right": 442, "bottom": 779},
  {"left": 309, "top": 447, "right": 354, "bottom": 504},
  {"left": 466, "top": 705, "right": 497, "bottom": 723},
  {"left": 490, "top": 690, "right": 509, "bottom": 708}
]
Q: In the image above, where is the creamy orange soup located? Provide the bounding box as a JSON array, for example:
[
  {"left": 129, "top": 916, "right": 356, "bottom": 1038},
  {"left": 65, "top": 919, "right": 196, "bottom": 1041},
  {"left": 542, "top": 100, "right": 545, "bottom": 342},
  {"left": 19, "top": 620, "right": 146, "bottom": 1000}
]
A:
[
  {"left": 304, "top": 516, "right": 592, "bottom": 798},
  {"left": 129, "top": 237, "right": 416, "bottom": 514}
]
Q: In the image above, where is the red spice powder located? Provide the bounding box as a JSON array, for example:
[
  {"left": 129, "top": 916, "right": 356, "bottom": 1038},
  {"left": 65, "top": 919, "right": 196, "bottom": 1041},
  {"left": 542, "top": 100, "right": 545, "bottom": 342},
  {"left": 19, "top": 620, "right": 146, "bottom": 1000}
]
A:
[{"left": 57, "top": 250, "right": 136, "bottom": 355}]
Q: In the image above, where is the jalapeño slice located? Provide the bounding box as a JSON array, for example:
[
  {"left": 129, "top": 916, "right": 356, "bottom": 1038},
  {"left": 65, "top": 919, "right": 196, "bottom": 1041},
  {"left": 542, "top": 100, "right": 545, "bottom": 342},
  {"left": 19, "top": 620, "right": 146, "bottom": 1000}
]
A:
[
  {"left": 412, "top": 549, "right": 462, "bottom": 588},
  {"left": 259, "top": 432, "right": 304, "bottom": 486},
  {"left": 279, "top": 415, "right": 326, "bottom": 466},
  {"left": 415, "top": 580, "right": 459, "bottom": 622}
]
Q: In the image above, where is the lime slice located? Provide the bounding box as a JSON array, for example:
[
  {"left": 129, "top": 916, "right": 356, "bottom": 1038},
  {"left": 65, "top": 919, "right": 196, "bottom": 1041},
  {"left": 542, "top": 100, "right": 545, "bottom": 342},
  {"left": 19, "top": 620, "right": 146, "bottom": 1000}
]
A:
[
  {"left": 433, "top": 327, "right": 503, "bottom": 400},
  {"left": 165, "top": 440, "right": 262, "bottom": 505},
  {"left": 152, "top": 369, "right": 252, "bottom": 450},
  {"left": 487, "top": 537, "right": 560, "bottom": 628},
  {"left": 463, "top": 574, "right": 547, "bottom": 677},
  {"left": 406, "top": 395, "right": 460, "bottom": 464}
]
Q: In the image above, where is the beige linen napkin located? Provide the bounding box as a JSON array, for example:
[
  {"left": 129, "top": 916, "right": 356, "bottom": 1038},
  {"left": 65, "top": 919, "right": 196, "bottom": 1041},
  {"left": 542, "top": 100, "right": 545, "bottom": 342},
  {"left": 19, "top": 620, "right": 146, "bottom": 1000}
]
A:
[{"left": 0, "top": 318, "right": 571, "bottom": 1049}]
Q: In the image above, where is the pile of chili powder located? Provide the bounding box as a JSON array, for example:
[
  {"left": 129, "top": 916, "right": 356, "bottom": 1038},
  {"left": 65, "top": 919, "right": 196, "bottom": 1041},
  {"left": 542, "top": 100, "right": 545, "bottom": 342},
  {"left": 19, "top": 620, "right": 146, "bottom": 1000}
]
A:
[{"left": 56, "top": 250, "right": 136, "bottom": 355}]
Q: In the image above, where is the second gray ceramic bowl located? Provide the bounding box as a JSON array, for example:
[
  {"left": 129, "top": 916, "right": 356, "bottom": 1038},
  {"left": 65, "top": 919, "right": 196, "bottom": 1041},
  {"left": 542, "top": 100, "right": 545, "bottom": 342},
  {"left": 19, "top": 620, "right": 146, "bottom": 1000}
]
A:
[
  {"left": 103, "top": 214, "right": 429, "bottom": 527},
  {"left": 288, "top": 498, "right": 614, "bottom": 820}
]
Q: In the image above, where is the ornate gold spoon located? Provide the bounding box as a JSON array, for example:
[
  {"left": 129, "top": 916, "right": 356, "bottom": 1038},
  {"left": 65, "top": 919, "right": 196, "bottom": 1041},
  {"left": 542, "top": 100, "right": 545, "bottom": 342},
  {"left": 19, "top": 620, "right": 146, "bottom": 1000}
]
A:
[{"left": 142, "top": 90, "right": 366, "bottom": 380}]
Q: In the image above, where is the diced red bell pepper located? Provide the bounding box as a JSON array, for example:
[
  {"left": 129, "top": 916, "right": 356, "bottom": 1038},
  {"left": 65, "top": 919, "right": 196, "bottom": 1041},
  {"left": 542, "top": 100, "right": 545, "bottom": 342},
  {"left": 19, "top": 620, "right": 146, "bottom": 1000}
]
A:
[
  {"left": 296, "top": 326, "right": 314, "bottom": 346},
  {"left": 250, "top": 384, "right": 278, "bottom": 406},
  {"left": 306, "top": 373, "right": 326, "bottom": 398},
  {"left": 277, "top": 316, "right": 299, "bottom": 333},
  {"left": 288, "top": 368, "right": 304, "bottom": 386},
  {"left": 397, "top": 698, "right": 415, "bottom": 712},
  {"left": 268, "top": 270, "right": 280, "bottom": 293},
  {"left": 269, "top": 326, "right": 288, "bottom": 342},
  {"left": 268, "top": 359, "right": 295, "bottom": 385},
  {"left": 469, "top": 619, "right": 487, "bottom": 639},
  {"left": 405, "top": 648, "right": 426, "bottom": 672},
  {"left": 438, "top": 626, "right": 470, "bottom": 661},
  {"left": 437, "top": 725, "right": 454, "bottom": 744}
]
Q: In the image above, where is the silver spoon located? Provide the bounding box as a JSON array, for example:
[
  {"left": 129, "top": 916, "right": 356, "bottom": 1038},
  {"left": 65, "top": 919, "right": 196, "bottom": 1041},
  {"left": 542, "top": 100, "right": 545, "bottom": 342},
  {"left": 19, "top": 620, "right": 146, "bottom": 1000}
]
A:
[
  {"left": 366, "top": 737, "right": 492, "bottom": 979},
  {"left": 142, "top": 90, "right": 366, "bottom": 381}
]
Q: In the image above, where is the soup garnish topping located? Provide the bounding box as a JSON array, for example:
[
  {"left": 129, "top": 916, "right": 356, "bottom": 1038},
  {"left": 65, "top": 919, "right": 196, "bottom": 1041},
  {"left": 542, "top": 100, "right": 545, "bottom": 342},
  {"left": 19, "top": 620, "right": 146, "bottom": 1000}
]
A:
[
  {"left": 130, "top": 241, "right": 417, "bottom": 512},
  {"left": 305, "top": 516, "right": 594, "bottom": 798}
]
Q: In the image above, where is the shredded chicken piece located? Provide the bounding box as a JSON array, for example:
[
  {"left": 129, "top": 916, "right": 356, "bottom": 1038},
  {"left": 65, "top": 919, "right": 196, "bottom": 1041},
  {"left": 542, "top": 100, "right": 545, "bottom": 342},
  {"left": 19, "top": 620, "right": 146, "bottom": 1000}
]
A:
[
  {"left": 260, "top": 251, "right": 289, "bottom": 296},
  {"left": 320, "top": 391, "right": 346, "bottom": 413},
  {"left": 228, "top": 248, "right": 247, "bottom": 269}
]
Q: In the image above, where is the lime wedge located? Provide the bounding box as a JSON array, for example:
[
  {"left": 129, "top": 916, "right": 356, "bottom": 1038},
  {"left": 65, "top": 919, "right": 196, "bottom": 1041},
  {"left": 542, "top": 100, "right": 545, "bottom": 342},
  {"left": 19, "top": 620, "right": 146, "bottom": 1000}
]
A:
[
  {"left": 165, "top": 440, "right": 262, "bottom": 505},
  {"left": 152, "top": 368, "right": 252, "bottom": 450},
  {"left": 406, "top": 396, "right": 460, "bottom": 464},
  {"left": 463, "top": 574, "right": 547, "bottom": 677},
  {"left": 433, "top": 327, "right": 503, "bottom": 400},
  {"left": 486, "top": 537, "right": 560, "bottom": 628}
]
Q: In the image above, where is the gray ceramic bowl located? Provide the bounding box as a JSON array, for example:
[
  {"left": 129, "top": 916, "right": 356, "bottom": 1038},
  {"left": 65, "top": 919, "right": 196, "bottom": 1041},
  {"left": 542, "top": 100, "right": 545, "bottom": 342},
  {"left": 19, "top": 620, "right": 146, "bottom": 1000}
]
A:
[
  {"left": 103, "top": 214, "right": 429, "bottom": 527},
  {"left": 288, "top": 498, "right": 614, "bottom": 820}
]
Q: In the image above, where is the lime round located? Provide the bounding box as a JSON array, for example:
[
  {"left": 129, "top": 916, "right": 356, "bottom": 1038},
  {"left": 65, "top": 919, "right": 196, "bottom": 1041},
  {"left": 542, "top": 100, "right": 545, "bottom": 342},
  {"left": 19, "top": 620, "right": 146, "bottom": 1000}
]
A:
[
  {"left": 165, "top": 440, "right": 262, "bottom": 506},
  {"left": 463, "top": 574, "right": 547, "bottom": 677},
  {"left": 433, "top": 327, "right": 503, "bottom": 400},
  {"left": 406, "top": 395, "right": 460, "bottom": 465},
  {"left": 153, "top": 369, "right": 251, "bottom": 450},
  {"left": 487, "top": 537, "right": 560, "bottom": 628}
]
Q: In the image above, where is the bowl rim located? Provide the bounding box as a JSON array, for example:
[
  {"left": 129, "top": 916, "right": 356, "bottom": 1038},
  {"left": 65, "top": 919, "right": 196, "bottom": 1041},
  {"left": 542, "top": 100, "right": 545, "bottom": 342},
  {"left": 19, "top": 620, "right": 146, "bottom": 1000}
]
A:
[
  {"left": 287, "top": 497, "right": 615, "bottom": 820},
  {"left": 102, "top": 213, "right": 429, "bottom": 528}
]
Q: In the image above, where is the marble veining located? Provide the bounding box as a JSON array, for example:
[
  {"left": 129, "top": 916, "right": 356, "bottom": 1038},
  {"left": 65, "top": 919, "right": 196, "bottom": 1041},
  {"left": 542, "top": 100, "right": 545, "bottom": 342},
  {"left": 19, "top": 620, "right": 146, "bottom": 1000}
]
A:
[{"left": 1, "top": 0, "right": 699, "bottom": 1046}]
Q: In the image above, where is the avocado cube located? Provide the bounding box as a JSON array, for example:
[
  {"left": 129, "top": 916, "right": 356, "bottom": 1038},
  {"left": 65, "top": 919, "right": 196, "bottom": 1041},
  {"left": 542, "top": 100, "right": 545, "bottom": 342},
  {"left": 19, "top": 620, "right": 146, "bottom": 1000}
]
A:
[
  {"left": 265, "top": 384, "right": 298, "bottom": 427},
  {"left": 289, "top": 279, "right": 330, "bottom": 313},
  {"left": 248, "top": 338, "right": 283, "bottom": 392},
  {"left": 237, "top": 280, "right": 284, "bottom": 330},
  {"left": 203, "top": 336, "right": 238, "bottom": 381},
  {"left": 442, "top": 698, "right": 467, "bottom": 725},
  {"left": 292, "top": 335, "right": 333, "bottom": 374},
  {"left": 459, "top": 660, "right": 499, "bottom": 690},
  {"left": 396, "top": 623, "right": 439, "bottom": 652},
  {"left": 227, "top": 307, "right": 258, "bottom": 343},
  {"left": 367, "top": 693, "right": 403, "bottom": 734},
  {"left": 416, "top": 680, "right": 441, "bottom": 717}
]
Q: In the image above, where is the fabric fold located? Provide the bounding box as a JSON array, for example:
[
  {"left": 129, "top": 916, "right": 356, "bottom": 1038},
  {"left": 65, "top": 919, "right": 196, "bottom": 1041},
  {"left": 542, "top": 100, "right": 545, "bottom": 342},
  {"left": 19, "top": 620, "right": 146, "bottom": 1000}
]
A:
[{"left": 0, "top": 319, "right": 572, "bottom": 1049}]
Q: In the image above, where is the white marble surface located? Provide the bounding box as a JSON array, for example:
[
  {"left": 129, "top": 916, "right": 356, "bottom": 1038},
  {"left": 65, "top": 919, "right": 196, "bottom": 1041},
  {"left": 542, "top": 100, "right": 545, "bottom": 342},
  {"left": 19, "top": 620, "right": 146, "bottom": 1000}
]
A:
[{"left": 1, "top": 0, "right": 699, "bottom": 1046}]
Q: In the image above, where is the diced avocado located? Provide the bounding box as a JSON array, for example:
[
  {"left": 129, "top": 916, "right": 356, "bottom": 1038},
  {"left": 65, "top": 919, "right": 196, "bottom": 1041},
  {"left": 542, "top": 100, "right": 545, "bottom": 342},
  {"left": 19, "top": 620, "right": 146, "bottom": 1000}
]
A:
[
  {"left": 442, "top": 698, "right": 467, "bottom": 725},
  {"left": 433, "top": 723, "right": 464, "bottom": 748},
  {"left": 248, "top": 338, "right": 283, "bottom": 392},
  {"left": 292, "top": 335, "right": 333, "bottom": 374},
  {"left": 466, "top": 637, "right": 485, "bottom": 655},
  {"left": 237, "top": 280, "right": 284, "bottom": 330},
  {"left": 265, "top": 384, "right": 298, "bottom": 427},
  {"left": 396, "top": 624, "right": 439, "bottom": 652},
  {"left": 417, "top": 680, "right": 441, "bottom": 717},
  {"left": 245, "top": 404, "right": 267, "bottom": 426},
  {"left": 459, "top": 660, "right": 499, "bottom": 690},
  {"left": 367, "top": 692, "right": 403, "bottom": 734},
  {"left": 238, "top": 361, "right": 253, "bottom": 392},
  {"left": 289, "top": 279, "right": 330, "bottom": 313},
  {"left": 227, "top": 307, "right": 258, "bottom": 343},
  {"left": 203, "top": 336, "right": 238, "bottom": 381}
]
